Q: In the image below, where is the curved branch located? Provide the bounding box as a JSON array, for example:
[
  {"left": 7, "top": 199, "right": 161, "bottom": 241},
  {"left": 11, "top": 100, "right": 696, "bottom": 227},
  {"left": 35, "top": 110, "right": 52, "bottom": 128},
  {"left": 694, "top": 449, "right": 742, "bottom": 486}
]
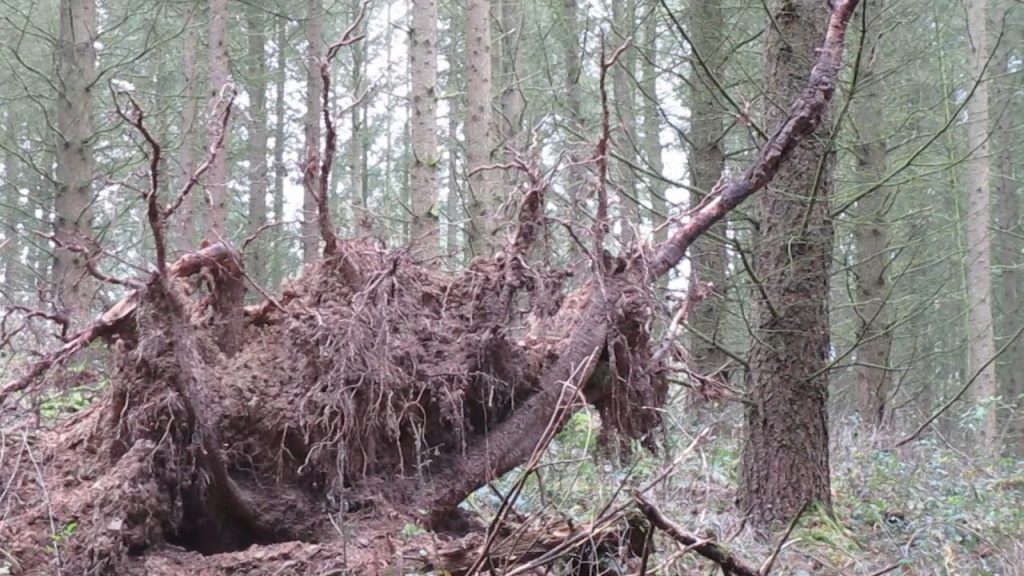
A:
[{"left": 648, "top": 0, "right": 861, "bottom": 280}]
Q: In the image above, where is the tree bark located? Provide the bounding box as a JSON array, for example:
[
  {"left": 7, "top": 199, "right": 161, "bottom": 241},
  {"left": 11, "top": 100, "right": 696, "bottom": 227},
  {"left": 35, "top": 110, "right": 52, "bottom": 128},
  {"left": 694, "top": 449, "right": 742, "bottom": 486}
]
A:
[
  {"left": 206, "top": 0, "right": 231, "bottom": 241},
  {"left": 641, "top": 13, "right": 665, "bottom": 246},
  {"left": 350, "top": 0, "right": 371, "bottom": 236},
  {"left": 611, "top": 0, "right": 639, "bottom": 246},
  {"left": 851, "top": 0, "right": 894, "bottom": 430},
  {"left": 303, "top": 0, "right": 324, "bottom": 264},
  {"left": 2, "top": 109, "right": 21, "bottom": 302},
  {"left": 53, "top": 0, "right": 98, "bottom": 322},
  {"left": 496, "top": 0, "right": 525, "bottom": 185},
  {"left": 740, "top": 0, "right": 834, "bottom": 528},
  {"left": 272, "top": 17, "right": 288, "bottom": 284},
  {"left": 176, "top": 3, "right": 201, "bottom": 253},
  {"left": 963, "top": 0, "right": 999, "bottom": 453},
  {"left": 410, "top": 0, "right": 440, "bottom": 258},
  {"left": 559, "top": 0, "right": 588, "bottom": 265},
  {"left": 993, "top": 42, "right": 1022, "bottom": 455},
  {"left": 446, "top": 81, "right": 462, "bottom": 262},
  {"left": 687, "top": 0, "right": 730, "bottom": 389},
  {"left": 245, "top": 3, "right": 269, "bottom": 285},
  {"left": 465, "top": 0, "right": 497, "bottom": 257}
]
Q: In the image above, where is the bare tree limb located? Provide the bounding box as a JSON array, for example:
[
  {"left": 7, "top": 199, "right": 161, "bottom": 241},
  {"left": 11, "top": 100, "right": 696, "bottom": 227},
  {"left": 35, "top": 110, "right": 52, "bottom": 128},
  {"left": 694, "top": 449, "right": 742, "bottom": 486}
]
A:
[
  {"left": 308, "top": 0, "right": 369, "bottom": 257},
  {"left": 163, "top": 84, "right": 237, "bottom": 224},
  {"left": 648, "top": 0, "right": 861, "bottom": 280},
  {"left": 635, "top": 493, "right": 760, "bottom": 576},
  {"left": 593, "top": 36, "right": 631, "bottom": 273}
]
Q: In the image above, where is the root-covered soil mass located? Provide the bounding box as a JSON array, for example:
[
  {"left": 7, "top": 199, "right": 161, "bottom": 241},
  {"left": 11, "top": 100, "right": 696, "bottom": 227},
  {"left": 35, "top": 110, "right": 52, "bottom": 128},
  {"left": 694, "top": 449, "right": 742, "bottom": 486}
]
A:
[{"left": 0, "top": 239, "right": 664, "bottom": 575}]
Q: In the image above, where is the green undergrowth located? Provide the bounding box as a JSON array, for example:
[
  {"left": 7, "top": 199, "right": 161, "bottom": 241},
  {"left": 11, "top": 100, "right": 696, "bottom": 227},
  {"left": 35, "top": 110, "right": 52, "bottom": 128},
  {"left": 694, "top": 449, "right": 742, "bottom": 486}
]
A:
[{"left": 473, "top": 409, "right": 1024, "bottom": 575}]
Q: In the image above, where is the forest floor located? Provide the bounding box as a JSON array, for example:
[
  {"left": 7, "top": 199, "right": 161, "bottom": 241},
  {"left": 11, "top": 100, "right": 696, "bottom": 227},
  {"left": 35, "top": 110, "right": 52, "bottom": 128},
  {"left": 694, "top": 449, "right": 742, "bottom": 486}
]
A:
[
  {"left": 5, "top": 372, "right": 1023, "bottom": 575},
  {"left": 512, "top": 407, "right": 1024, "bottom": 576}
]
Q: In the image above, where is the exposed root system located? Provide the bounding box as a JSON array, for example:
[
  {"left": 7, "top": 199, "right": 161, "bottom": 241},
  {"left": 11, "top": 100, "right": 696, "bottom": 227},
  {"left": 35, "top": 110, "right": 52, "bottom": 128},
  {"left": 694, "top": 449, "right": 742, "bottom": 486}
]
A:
[{"left": 0, "top": 239, "right": 663, "bottom": 574}]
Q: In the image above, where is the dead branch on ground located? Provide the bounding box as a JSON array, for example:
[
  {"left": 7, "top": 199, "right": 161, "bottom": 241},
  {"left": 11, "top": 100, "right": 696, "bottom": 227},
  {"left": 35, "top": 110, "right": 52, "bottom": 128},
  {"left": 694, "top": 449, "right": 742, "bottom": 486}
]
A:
[{"left": 635, "top": 493, "right": 760, "bottom": 576}]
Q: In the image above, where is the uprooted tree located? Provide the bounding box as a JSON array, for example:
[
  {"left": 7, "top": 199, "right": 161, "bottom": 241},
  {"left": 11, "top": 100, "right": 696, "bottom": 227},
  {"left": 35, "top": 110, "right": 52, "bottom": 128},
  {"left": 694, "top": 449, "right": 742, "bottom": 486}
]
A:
[{"left": 0, "top": 2, "right": 861, "bottom": 574}]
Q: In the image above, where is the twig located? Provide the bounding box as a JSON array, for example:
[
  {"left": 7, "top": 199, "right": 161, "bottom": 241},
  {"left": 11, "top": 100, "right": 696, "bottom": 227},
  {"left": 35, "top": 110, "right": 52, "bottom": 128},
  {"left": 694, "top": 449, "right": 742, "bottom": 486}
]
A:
[
  {"left": 163, "top": 84, "right": 237, "bottom": 222},
  {"left": 894, "top": 318, "right": 1024, "bottom": 448},
  {"left": 592, "top": 35, "right": 631, "bottom": 273},
  {"left": 310, "top": 0, "right": 369, "bottom": 257},
  {"left": 39, "top": 232, "right": 142, "bottom": 289},
  {"left": 463, "top": 347, "right": 600, "bottom": 574},
  {"left": 651, "top": 282, "right": 713, "bottom": 365},
  {"left": 759, "top": 500, "right": 808, "bottom": 575},
  {"left": 241, "top": 220, "right": 284, "bottom": 252},
  {"left": 111, "top": 83, "right": 167, "bottom": 273},
  {"left": 635, "top": 493, "right": 760, "bottom": 576}
]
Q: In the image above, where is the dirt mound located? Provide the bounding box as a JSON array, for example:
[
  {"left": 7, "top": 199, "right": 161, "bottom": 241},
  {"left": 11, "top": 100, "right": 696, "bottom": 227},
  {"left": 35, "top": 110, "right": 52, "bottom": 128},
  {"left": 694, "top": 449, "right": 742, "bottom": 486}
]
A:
[{"left": 0, "top": 238, "right": 664, "bottom": 574}]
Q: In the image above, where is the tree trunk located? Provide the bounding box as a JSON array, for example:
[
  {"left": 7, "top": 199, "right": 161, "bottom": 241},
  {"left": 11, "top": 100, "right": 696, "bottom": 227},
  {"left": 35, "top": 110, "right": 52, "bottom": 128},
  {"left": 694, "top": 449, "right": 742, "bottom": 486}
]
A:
[
  {"left": 851, "top": 0, "right": 893, "bottom": 430},
  {"left": 410, "top": 0, "right": 440, "bottom": 258},
  {"left": 53, "top": 0, "right": 98, "bottom": 322},
  {"left": 2, "top": 109, "right": 21, "bottom": 301},
  {"left": 465, "top": 0, "right": 497, "bottom": 257},
  {"left": 303, "top": 0, "right": 324, "bottom": 264},
  {"left": 497, "top": 0, "right": 525, "bottom": 180},
  {"left": 447, "top": 84, "right": 462, "bottom": 262},
  {"left": 611, "top": 0, "right": 639, "bottom": 246},
  {"left": 560, "top": 0, "right": 588, "bottom": 265},
  {"left": 641, "top": 13, "right": 665, "bottom": 247},
  {"left": 740, "top": 0, "right": 834, "bottom": 528},
  {"left": 176, "top": 3, "right": 201, "bottom": 253},
  {"left": 993, "top": 43, "right": 1022, "bottom": 455},
  {"left": 350, "top": 0, "right": 371, "bottom": 237},
  {"left": 245, "top": 4, "right": 269, "bottom": 285},
  {"left": 206, "top": 0, "right": 230, "bottom": 241},
  {"left": 963, "top": 0, "right": 999, "bottom": 453},
  {"left": 687, "top": 0, "right": 730, "bottom": 389},
  {"left": 272, "top": 17, "right": 288, "bottom": 285}
]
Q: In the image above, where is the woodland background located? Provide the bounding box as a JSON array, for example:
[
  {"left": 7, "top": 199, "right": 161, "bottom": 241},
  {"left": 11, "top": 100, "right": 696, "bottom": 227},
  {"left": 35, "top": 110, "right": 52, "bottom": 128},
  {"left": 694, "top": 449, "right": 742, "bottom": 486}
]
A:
[{"left": 0, "top": 0, "right": 1023, "bottom": 574}]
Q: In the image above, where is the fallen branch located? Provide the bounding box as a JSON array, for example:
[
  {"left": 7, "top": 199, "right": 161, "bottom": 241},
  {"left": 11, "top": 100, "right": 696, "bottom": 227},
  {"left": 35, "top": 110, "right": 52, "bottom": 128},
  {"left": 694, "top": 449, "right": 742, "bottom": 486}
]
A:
[
  {"left": 648, "top": 0, "right": 861, "bottom": 280},
  {"left": 635, "top": 493, "right": 760, "bottom": 576}
]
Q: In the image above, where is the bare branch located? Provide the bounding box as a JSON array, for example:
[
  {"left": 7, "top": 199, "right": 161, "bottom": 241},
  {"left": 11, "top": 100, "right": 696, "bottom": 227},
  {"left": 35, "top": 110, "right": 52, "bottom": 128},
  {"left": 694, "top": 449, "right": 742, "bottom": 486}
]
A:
[
  {"left": 648, "top": 0, "right": 861, "bottom": 279},
  {"left": 163, "top": 84, "right": 237, "bottom": 223},
  {"left": 111, "top": 84, "right": 167, "bottom": 273},
  {"left": 635, "top": 493, "right": 760, "bottom": 576},
  {"left": 593, "top": 35, "right": 631, "bottom": 272},
  {"left": 308, "top": 0, "right": 370, "bottom": 257}
]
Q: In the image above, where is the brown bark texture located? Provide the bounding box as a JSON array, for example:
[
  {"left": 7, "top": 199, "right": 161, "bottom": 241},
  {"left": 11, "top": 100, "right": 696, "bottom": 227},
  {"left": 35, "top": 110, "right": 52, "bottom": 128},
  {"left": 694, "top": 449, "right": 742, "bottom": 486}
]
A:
[
  {"left": 686, "top": 0, "right": 731, "bottom": 397},
  {"left": 205, "top": 0, "right": 230, "bottom": 241},
  {"left": 739, "top": 0, "right": 835, "bottom": 528},
  {"left": 963, "top": 0, "right": 999, "bottom": 452},
  {"left": 993, "top": 43, "right": 1023, "bottom": 455},
  {"left": 175, "top": 4, "right": 201, "bottom": 252},
  {"left": 302, "top": 0, "right": 324, "bottom": 264},
  {"left": 245, "top": 3, "right": 269, "bottom": 284},
  {"left": 465, "top": 0, "right": 498, "bottom": 257}
]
